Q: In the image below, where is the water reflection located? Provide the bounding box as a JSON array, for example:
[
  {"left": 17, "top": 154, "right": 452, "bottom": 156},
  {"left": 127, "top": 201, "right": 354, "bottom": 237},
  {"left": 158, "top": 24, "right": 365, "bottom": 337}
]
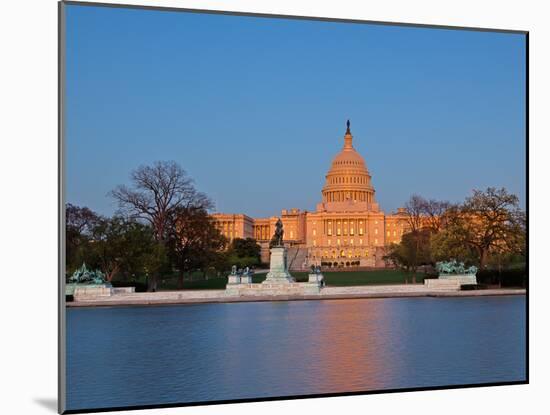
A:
[{"left": 66, "top": 296, "right": 526, "bottom": 410}]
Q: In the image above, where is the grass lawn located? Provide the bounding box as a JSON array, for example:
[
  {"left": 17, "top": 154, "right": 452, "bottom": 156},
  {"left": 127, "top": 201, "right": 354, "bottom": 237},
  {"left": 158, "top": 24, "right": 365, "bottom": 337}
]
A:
[{"left": 137, "top": 269, "right": 425, "bottom": 290}]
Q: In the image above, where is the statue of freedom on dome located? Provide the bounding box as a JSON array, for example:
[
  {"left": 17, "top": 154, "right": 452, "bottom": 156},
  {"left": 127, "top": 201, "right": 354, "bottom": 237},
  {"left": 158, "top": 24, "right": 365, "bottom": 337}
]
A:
[{"left": 269, "top": 218, "right": 284, "bottom": 248}]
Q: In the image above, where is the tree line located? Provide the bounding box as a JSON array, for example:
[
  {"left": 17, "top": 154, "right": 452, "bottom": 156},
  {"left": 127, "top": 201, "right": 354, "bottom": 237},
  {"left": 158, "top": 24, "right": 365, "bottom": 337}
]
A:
[
  {"left": 385, "top": 187, "right": 526, "bottom": 283},
  {"left": 66, "top": 161, "right": 261, "bottom": 290}
]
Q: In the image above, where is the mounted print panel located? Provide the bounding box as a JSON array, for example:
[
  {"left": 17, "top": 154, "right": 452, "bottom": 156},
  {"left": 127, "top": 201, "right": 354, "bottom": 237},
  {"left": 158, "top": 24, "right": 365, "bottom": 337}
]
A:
[{"left": 59, "top": 1, "right": 528, "bottom": 413}]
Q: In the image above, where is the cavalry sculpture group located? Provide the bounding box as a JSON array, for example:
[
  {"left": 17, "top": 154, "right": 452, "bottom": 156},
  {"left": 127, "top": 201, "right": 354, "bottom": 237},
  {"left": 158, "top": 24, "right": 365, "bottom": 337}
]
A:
[
  {"left": 68, "top": 263, "right": 109, "bottom": 285},
  {"left": 436, "top": 260, "right": 477, "bottom": 276}
]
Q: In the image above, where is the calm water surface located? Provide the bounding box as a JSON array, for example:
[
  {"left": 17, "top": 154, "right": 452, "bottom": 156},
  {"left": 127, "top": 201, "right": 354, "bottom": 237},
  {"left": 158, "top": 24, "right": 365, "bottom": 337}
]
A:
[{"left": 66, "top": 296, "right": 526, "bottom": 410}]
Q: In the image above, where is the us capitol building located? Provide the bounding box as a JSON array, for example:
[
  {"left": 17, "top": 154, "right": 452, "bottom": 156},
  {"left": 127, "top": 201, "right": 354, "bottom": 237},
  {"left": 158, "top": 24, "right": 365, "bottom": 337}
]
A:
[{"left": 212, "top": 121, "right": 410, "bottom": 269}]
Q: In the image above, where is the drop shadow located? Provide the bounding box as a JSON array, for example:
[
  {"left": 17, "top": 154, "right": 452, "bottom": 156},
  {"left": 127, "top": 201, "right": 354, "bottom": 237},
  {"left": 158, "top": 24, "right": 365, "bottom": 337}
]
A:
[{"left": 34, "top": 398, "right": 57, "bottom": 413}]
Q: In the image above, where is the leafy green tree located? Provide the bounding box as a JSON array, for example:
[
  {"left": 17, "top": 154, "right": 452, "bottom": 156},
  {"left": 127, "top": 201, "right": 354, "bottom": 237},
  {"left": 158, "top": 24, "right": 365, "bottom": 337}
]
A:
[
  {"left": 227, "top": 238, "right": 262, "bottom": 268},
  {"left": 141, "top": 242, "right": 169, "bottom": 291},
  {"left": 384, "top": 230, "right": 431, "bottom": 283},
  {"left": 433, "top": 188, "right": 524, "bottom": 269},
  {"left": 167, "top": 207, "right": 228, "bottom": 289},
  {"left": 87, "top": 216, "right": 163, "bottom": 282},
  {"left": 231, "top": 238, "right": 261, "bottom": 258},
  {"left": 430, "top": 228, "right": 477, "bottom": 265}
]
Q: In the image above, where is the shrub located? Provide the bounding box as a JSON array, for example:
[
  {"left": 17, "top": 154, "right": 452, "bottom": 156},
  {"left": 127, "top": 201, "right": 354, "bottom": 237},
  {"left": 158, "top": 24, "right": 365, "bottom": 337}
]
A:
[
  {"left": 460, "top": 284, "right": 486, "bottom": 291},
  {"left": 476, "top": 268, "right": 527, "bottom": 287},
  {"left": 423, "top": 269, "right": 440, "bottom": 280},
  {"left": 111, "top": 280, "right": 148, "bottom": 292}
]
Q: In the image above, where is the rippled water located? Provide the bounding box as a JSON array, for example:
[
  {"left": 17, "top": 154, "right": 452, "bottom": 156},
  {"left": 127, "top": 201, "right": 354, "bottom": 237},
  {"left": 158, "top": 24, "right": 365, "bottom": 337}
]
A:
[{"left": 66, "top": 296, "right": 526, "bottom": 411}]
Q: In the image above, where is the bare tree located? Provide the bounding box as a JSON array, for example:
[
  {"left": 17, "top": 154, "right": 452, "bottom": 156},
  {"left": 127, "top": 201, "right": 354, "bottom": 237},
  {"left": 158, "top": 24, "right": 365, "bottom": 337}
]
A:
[
  {"left": 404, "top": 195, "right": 427, "bottom": 233},
  {"left": 65, "top": 204, "right": 102, "bottom": 272},
  {"left": 110, "top": 161, "right": 213, "bottom": 290},
  {"left": 66, "top": 203, "right": 101, "bottom": 237},
  {"left": 420, "top": 199, "right": 451, "bottom": 233},
  {"left": 403, "top": 195, "right": 427, "bottom": 283},
  {"left": 110, "top": 161, "right": 213, "bottom": 243}
]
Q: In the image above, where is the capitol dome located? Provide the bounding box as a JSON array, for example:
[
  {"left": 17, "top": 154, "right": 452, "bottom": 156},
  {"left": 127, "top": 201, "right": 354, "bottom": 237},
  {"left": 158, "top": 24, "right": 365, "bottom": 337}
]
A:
[{"left": 320, "top": 121, "right": 377, "bottom": 211}]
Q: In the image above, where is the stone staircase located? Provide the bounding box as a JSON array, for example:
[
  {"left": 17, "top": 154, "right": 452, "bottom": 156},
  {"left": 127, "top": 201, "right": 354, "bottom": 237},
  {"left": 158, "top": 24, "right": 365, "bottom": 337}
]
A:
[{"left": 287, "top": 247, "right": 309, "bottom": 271}]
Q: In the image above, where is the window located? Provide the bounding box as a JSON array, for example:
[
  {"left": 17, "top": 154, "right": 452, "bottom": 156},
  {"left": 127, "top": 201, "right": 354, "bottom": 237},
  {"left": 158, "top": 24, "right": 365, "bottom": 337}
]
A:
[
  {"left": 359, "top": 228, "right": 364, "bottom": 235},
  {"left": 375, "top": 229, "right": 378, "bottom": 235},
  {"left": 313, "top": 229, "right": 316, "bottom": 236},
  {"left": 359, "top": 239, "right": 363, "bottom": 245},
  {"left": 337, "top": 239, "right": 341, "bottom": 245},
  {"left": 328, "top": 239, "right": 332, "bottom": 246}
]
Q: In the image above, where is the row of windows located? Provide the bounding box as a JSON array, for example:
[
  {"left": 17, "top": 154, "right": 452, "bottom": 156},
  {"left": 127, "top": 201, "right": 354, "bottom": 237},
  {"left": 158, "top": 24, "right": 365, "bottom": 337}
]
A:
[
  {"left": 334, "top": 160, "right": 362, "bottom": 166},
  {"left": 325, "top": 191, "right": 372, "bottom": 203},
  {"left": 313, "top": 238, "right": 379, "bottom": 246},
  {"left": 327, "top": 220, "right": 366, "bottom": 225},
  {"left": 326, "top": 227, "right": 371, "bottom": 236},
  {"left": 329, "top": 175, "right": 368, "bottom": 185},
  {"left": 311, "top": 249, "right": 371, "bottom": 259}
]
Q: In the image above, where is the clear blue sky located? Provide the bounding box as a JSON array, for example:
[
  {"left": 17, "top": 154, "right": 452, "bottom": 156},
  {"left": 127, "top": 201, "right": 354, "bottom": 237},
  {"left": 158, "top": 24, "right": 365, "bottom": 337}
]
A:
[{"left": 65, "top": 4, "right": 526, "bottom": 218}]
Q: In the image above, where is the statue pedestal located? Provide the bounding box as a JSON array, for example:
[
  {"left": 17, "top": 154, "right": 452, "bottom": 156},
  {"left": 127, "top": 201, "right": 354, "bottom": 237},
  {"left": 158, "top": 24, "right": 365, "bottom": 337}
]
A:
[
  {"left": 71, "top": 284, "right": 113, "bottom": 301},
  {"left": 263, "top": 247, "right": 295, "bottom": 284},
  {"left": 439, "top": 274, "right": 477, "bottom": 284},
  {"left": 308, "top": 273, "right": 324, "bottom": 284},
  {"left": 227, "top": 275, "right": 241, "bottom": 285},
  {"left": 424, "top": 274, "right": 477, "bottom": 291}
]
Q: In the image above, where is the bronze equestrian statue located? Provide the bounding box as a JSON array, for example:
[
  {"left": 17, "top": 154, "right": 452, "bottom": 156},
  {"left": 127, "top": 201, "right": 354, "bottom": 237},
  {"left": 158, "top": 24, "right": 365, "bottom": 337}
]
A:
[{"left": 269, "top": 218, "right": 284, "bottom": 248}]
